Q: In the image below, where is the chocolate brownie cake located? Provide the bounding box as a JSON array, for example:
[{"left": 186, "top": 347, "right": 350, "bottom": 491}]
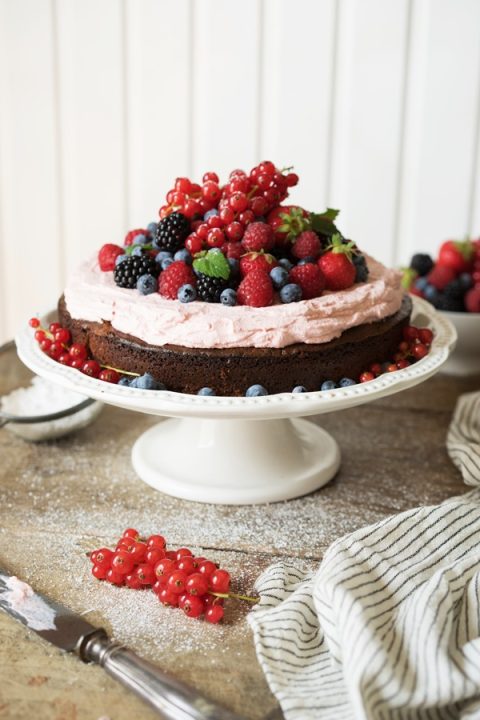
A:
[{"left": 58, "top": 161, "right": 415, "bottom": 396}]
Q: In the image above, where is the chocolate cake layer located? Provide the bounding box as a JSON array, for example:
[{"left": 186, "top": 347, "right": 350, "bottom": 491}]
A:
[{"left": 58, "top": 295, "right": 412, "bottom": 396}]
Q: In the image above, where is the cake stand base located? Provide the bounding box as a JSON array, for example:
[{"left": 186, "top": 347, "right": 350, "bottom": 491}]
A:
[{"left": 131, "top": 417, "right": 340, "bottom": 505}]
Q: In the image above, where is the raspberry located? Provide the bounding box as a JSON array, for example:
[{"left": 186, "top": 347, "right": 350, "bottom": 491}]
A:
[
  {"left": 289, "top": 263, "right": 325, "bottom": 299},
  {"left": 124, "top": 228, "right": 147, "bottom": 246},
  {"left": 159, "top": 261, "right": 196, "bottom": 300},
  {"left": 426, "top": 264, "right": 456, "bottom": 290},
  {"left": 237, "top": 270, "right": 274, "bottom": 307},
  {"left": 242, "top": 222, "right": 275, "bottom": 252},
  {"left": 239, "top": 252, "right": 277, "bottom": 277},
  {"left": 98, "top": 243, "right": 124, "bottom": 271},
  {"left": 465, "top": 286, "right": 480, "bottom": 312},
  {"left": 292, "top": 231, "right": 322, "bottom": 259}
]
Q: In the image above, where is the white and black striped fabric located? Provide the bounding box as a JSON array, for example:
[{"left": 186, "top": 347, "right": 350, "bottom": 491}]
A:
[{"left": 249, "top": 392, "right": 480, "bottom": 719}]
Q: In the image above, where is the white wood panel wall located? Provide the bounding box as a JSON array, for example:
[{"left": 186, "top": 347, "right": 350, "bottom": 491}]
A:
[{"left": 1, "top": 0, "right": 480, "bottom": 343}]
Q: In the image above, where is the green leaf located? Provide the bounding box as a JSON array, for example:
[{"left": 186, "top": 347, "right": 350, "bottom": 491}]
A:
[{"left": 193, "top": 250, "right": 230, "bottom": 280}]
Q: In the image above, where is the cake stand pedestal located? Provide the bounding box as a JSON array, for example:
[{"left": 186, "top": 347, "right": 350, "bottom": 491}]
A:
[
  {"left": 132, "top": 417, "right": 339, "bottom": 504},
  {"left": 16, "top": 297, "right": 456, "bottom": 505}
]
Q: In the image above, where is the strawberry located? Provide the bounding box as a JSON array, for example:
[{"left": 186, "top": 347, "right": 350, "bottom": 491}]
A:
[
  {"left": 242, "top": 222, "right": 275, "bottom": 252},
  {"left": 465, "top": 286, "right": 480, "bottom": 313},
  {"left": 437, "top": 239, "right": 474, "bottom": 273},
  {"left": 267, "top": 206, "right": 310, "bottom": 245},
  {"left": 289, "top": 263, "right": 325, "bottom": 299},
  {"left": 158, "top": 261, "right": 196, "bottom": 300},
  {"left": 426, "top": 264, "right": 456, "bottom": 290},
  {"left": 239, "top": 251, "right": 277, "bottom": 277},
  {"left": 317, "top": 235, "right": 356, "bottom": 290},
  {"left": 124, "top": 228, "right": 148, "bottom": 246},
  {"left": 237, "top": 270, "right": 274, "bottom": 307},
  {"left": 292, "top": 231, "right": 322, "bottom": 259},
  {"left": 98, "top": 243, "right": 124, "bottom": 271}
]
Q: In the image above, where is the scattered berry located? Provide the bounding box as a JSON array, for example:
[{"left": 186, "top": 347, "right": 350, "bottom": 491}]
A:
[{"left": 245, "top": 384, "right": 268, "bottom": 397}]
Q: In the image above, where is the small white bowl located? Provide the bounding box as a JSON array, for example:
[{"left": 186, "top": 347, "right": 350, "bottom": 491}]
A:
[{"left": 439, "top": 311, "right": 480, "bottom": 376}]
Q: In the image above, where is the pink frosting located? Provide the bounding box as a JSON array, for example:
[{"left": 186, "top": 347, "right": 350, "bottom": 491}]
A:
[{"left": 64, "top": 254, "right": 404, "bottom": 349}]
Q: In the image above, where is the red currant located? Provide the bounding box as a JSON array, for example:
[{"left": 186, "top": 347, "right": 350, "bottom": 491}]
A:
[
  {"left": 123, "top": 528, "right": 139, "bottom": 539},
  {"left": 135, "top": 563, "right": 156, "bottom": 585},
  {"left": 29, "top": 317, "right": 40, "bottom": 328},
  {"left": 185, "top": 234, "right": 203, "bottom": 254},
  {"left": 229, "top": 176, "right": 250, "bottom": 194},
  {"left": 225, "top": 222, "right": 244, "bottom": 241},
  {"left": 99, "top": 368, "right": 120, "bottom": 383},
  {"left": 81, "top": 360, "right": 101, "bottom": 378},
  {"left": 202, "top": 181, "right": 221, "bottom": 203},
  {"left": 69, "top": 343, "right": 88, "bottom": 362},
  {"left": 111, "top": 551, "right": 135, "bottom": 575},
  {"left": 152, "top": 580, "right": 165, "bottom": 595},
  {"left": 198, "top": 560, "right": 216, "bottom": 577},
  {"left": 202, "top": 171, "right": 219, "bottom": 184},
  {"left": 106, "top": 568, "right": 124, "bottom": 585},
  {"left": 125, "top": 573, "right": 143, "bottom": 590},
  {"left": 49, "top": 342, "right": 64, "bottom": 360},
  {"left": 175, "top": 177, "right": 192, "bottom": 194},
  {"left": 176, "top": 548, "right": 193, "bottom": 561},
  {"left": 403, "top": 326, "right": 419, "bottom": 342},
  {"left": 205, "top": 604, "right": 224, "bottom": 624},
  {"left": 181, "top": 595, "right": 204, "bottom": 618},
  {"left": 58, "top": 353, "right": 72, "bottom": 366},
  {"left": 92, "top": 564, "right": 108, "bottom": 580},
  {"left": 154, "top": 558, "right": 176, "bottom": 578},
  {"left": 176, "top": 556, "right": 197, "bottom": 574},
  {"left": 369, "top": 363, "right": 382, "bottom": 377},
  {"left": 397, "top": 359, "right": 410, "bottom": 369},
  {"left": 418, "top": 328, "right": 433, "bottom": 345},
  {"left": 411, "top": 343, "right": 428, "bottom": 360},
  {"left": 219, "top": 207, "right": 235, "bottom": 225},
  {"left": 145, "top": 547, "right": 166, "bottom": 566},
  {"left": 207, "top": 215, "right": 222, "bottom": 229},
  {"left": 210, "top": 569, "right": 230, "bottom": 593},
  {"left": 49, "top": 322, "right": 61, "bottom": 334},
  {"left": 40, "top": 338, "right": 52, "bottom": 353},
  {"left": 238, "top": 210, "right": 255, "bottom": 225},
  {"left": 183, "top": 199, "right": 200, "bottom": 219},
  {"left": 286, "top": 172, "right": 299, "bottom": 187},
  {"left": 54, "top": 327, "right": 71, "bottom": 344},
  {"left": 167, "top": 570, "right": 188, "bottom": 595},
  {"left": 147, "top": 534, "right": 166, "bottom": 549},
  {"left": 386, "top": 363, "right": 397, "bottom": 373},
  {"left": 207, "top": 228, "right": 225, "bottom": 248},
  {"left": 186, "top": 573, "right": 209, "bottom": 597},
  {"left": 34, "top": 329, "right": 46, "bottom": 343},
  {"left": 158, "top": 588, "right": 179, "bottom": 607},
  {"left": 229, "top": 192, "right": 248, "bottom": 212},
  {"left": 94, "top": 548, "right": 113, "bottom": 568},
  {"left": 359, "top": 371, "right": 375, "bottom": 383},
  {"left": 250, "top": 197, "right": 268, "bottom": 216},
  {"left": 258, "top": 161, "right": 275, "bottom": 176}
]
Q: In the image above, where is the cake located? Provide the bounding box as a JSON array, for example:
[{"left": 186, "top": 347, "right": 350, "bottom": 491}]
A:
[{"left": 57, "top": 161, "right": 413, "bottom": 396}]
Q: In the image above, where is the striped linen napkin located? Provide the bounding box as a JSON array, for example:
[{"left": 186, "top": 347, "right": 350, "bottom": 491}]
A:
[{"left": 249, "top": 391, "right": 480, "bottom": 720}]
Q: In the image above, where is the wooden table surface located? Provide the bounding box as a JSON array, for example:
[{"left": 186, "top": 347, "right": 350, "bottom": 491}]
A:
[{"left": 0, "top": 342, "right": 478, "bottom": 720}]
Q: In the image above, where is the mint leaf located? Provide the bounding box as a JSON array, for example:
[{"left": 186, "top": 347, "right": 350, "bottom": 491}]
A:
[
  {"left": 310, "top": 208, "right": 340, "bottom": 236},
  {"left": 193, "top": 250, "right": 230, "bottom": 280}
]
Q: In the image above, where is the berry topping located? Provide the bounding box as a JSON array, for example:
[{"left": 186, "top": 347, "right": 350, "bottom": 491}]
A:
[
  {"left": 154, "top": 212, "right": 191, "bottom": 253},
  {"left": 280, "top": 283, "right": 302, "bottom": 303},
  {"left": 114, "top": 256, "right": 160, "bottom": 289},
  {"left": 425, "top": 264, "right": 456, "bottom": 291},
  {"left": 438, "top": 239, "right": 474, "bottom": 274},
  {"left": 242, "top": 222, "right": 275, "bottom": 252},
  {"left": 289, "top": 263, "right": 325, "bottom": 299},
  {"left": 193, "top": 250, "right": 231, "bottom": 303},
  {"left": 177, "top": 284, "right": 197, "bottom": 303},
  {"left": 159, "top": 261, "right": 196, "bottom": 300},
  {"left": 318, "top": 234, "right": 356, "bottom": 290},
  {"left": 239, "top": 251, "right": 277, "bottom": 277},
  {"left": 410, "top": 253, "right": 434, "bottom": 277},
  {"left": 292, "top": 231, "right": 322, "bottom": 259},
  {"left": 98, "top": 243, "right": 124, "bottom": 272},
  {"left": 124, "top": 228, "right": 148, "bottom": 246},
  {"left": 237, "top": 269, "right": 274, "bottom": 307}
]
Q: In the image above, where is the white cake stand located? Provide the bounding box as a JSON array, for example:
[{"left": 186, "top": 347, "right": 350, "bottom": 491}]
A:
[{"left": 16, "top": 298, "right": 456, "bottom": 505}]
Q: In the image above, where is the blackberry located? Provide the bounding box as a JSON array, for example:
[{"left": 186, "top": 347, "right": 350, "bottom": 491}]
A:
[
  {"left": 436, "top": 294, "right": 464, "bottom": 312},
  {"left": 154, "top": 212, "right": 190, "bottom": 252},
  {"left": 353, "top": 253, "right": 369, "bottom": 283},
  {"left": 410, "top": 253, "right": 434, "bottom": 277},
  {"left": 444, "top": 279, "right": 464, "bottom": 299},
  {"left": 114, "top": 256, "right": 159, "bottom": 289},
  {"left": 196, "top": 274, "right": 230, "bottom": 303}
]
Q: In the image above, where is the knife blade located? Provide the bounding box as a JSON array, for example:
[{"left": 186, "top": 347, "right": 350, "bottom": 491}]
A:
[{"left": 0, "top": 569, "right": 244, "bottom": 720}]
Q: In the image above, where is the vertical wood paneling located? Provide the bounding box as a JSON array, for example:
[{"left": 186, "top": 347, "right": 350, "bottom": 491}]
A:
[
  {"left": 397, "top": 0, "right": 480, "bottom": 265},
  {"left": 56, "top": 0, "right": 126, "bottom": 274},
  {"left": 0, "top": 0, "right": 62, "bottom": 340},
  {"left": 192, "top": 0, "right": 262, "bottom": 182},
  {"left": 125, "top": 0, "right": 192, "bottom": 227},
  {"left": 329, "top": 0, "right": 410, "bottom": 265},
  {"left": 261, "top": 0, "right": 337, "bottom": 212},
  {"left": 468, "top": 71, "right": 480, "bottom": 238}
]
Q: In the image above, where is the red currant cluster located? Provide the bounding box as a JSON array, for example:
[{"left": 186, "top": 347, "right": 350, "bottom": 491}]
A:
[
  {"left": 28, "top": 318, "right": 126, "bottom": 383},
  {"left": 89, "top": 528, "right": 257, "bottom": 623},
  {"left": 158, "top": 162, "right": 299, "bottom": 254},
  {"left": 358, "top": 325, "right": 433, "bottom": 383}
]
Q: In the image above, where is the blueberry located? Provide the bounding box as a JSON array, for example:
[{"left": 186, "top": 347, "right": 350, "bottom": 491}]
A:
[
  {"left": 115, "top": 253, "right": 128, "bottom": 266},
  {"left": 155, "top": 250, "right": 173, "bottom": 264},
  {"left": 321, "top": 380, "right": 336, "bottom": 391},
  {"left": 178, "top": 284, "right": 197, "bottom": 303},
  {"left": 220, "top": 288, "right": 237, "bottom": 306},
  {"left": 161, "top": 257, "right": 174, "bottom": 271},
  {"left": 131, "top": 245, "right": 144, "bottom": 257},
  {"left": 147, "top": 222, "right": 158, "bottom": 234},
  {"left": 228, "top": 258, "right": 240, "bottom": 276},
  {"left": 118, "top": 377, "right": 131, "bottom": 386},
  {"left": 174, "top": 248, "right": 192, "bottom": 265},
  {"left": 292, "top": 385, "right": 307, "bottom": 393},
  {"left": 197, "top": 387, "right": 216, "bottom": 396},
  {"left": 245, "top": 384, "right": 269, "bottom": 397},
  {"left": 130, "top": 373, "right": 165, "bottom": 390},
  {"left": 414, "top": 276, "right": 429, "bottom": 291},
  {"left": 204, "top": 209, "right": 219, "bottom": 220},
  {"left": 137, "top": 274, "right": 158, "bottom": 295},
  {"left": 297, "top": 256, "right": 316, "bottom": 266},
  {"left": 278, "top": 258, "right": 294, "bottom": 271},
  {"left": 424, "top": 284, "right": 441, "bottom": 305},
  {"left": 280, "top": 283, "right": 302, "bottom": 303},
  {"left": 353, "top": 254, "right": 367, "bottom": 267},
  {"left": 355, "top": 265, "right": 369, "bottom": 283},
  {"left": 339, "top": 377, "right": 356, "bottom": 387},
  {"left": 270, "top": 266, "right": 289, "bottom": 289},
  {"left": 133, "top": 233, "right": 147, "bottom": 245},
  {"left": 458, "top": 272, "right": 473, "bottom": 291}
]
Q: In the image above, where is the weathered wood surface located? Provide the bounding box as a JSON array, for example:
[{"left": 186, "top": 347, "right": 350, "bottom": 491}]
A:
[{"left": 0, "top": 343, "right": 478, "bottom": 720}]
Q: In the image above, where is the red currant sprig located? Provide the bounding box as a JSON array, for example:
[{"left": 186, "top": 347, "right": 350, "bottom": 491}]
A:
[
  {"left": 88, "top": 528, "right": 258, "bottom": 624},
  {"left": 358, "top": 325, "right": 434, "bottom": 384}
]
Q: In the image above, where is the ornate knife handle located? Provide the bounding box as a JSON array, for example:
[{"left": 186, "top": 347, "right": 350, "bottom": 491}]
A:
[{"left": 80, "top": 631, "right": 244, "bottom": 720}]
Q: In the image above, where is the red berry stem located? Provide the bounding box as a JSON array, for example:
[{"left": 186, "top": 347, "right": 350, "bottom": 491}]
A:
[{"left": 209, "top": 591, "right": 259, "bottom": 604}]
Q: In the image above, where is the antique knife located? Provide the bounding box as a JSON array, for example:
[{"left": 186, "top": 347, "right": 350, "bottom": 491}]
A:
[{"left": 0, "top": 569, "right": 244, "bottom": 720}]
